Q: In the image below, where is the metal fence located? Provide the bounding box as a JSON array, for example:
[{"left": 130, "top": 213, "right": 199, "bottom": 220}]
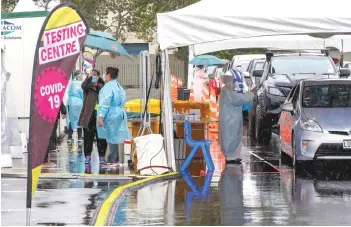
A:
[{"left": 95, "top": 54, "right": 186, "bottom": 88}]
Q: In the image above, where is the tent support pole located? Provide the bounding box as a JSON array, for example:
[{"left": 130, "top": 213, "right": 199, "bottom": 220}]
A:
[
  {"left": 187, "top": 45, "right": 195, "bottom": 89},
  {"left": 162, "top": 50, "right": 176, "bottom": 171}
]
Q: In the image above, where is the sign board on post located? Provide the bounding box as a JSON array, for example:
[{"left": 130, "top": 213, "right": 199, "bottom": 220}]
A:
[{"left": 26, "top": 2, "right": 89, "bottom": 219}]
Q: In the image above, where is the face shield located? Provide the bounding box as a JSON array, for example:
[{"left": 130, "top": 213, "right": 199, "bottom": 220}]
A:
[
  {"left": 222, "top": 70, "right": 249, "bottom": 93},
  {"left": 221, "top": 71, "right": 234, "bottom": 84}
]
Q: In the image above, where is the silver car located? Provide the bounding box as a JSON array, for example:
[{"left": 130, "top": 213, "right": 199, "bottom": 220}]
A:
[{"left": 279, "top": 79, "right": 351, "bottom": 167}]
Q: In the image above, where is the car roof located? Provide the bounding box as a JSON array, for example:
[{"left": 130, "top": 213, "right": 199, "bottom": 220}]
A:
[
  {"left": 255, "top": 58, "right": 266, "bottom": 62},
  {"left": 273, "top": 53, "right": 327, "bottom": 57},
  {"left": 302, "top": 79, "right": 351, "bottom": 86}
]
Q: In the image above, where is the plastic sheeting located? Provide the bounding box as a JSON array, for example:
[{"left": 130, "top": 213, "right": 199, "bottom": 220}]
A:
[
  {"left": 134, "top": 134, "right": 169, "bottom": 175},
  {"left": 157, "top": 0, "right": 351, "bottom": 50},
  {"left": 1, "top": 49, "right": 12, "bottom": 167},
  {"left": 1, "top": 46, "right": 22, "bottom": 161}
]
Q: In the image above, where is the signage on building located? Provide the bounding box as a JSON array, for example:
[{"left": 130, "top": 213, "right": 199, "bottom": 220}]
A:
[{"left": 1, "top": 20, "right": 22, "bottom": 40}]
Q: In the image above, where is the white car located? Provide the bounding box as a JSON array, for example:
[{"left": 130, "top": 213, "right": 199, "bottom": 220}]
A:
[{"left": 232, "top": 54, "right": 265, "bottom": 73}]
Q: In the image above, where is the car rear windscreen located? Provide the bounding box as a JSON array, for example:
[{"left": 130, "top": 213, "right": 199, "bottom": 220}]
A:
[
  {"left": 272, "top": 56, "right": 335, "bottom": 75},
  {"left": 302, "top": 84, "right": 351, "bottom": 108},
  {"left": 255, "top": 62, "right": 264, "bottom": 69}
]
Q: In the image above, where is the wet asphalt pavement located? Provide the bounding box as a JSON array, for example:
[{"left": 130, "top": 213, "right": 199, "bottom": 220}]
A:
[
  {"left": 4, "top": 129, "right": 351, "bottom": 225},
  {"left": 111, "top": 133, "right": 351, "bottom": 226}
]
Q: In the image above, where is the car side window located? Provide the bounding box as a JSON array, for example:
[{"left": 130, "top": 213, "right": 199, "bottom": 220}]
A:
[
  {"left": 247, "top": 61, "right": 253, "bottom": 73},
  {"left": 291, "top": 85, "right": 300, "bottom": 108}
]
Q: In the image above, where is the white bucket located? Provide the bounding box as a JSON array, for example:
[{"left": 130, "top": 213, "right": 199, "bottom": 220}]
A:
[
  {"left": 123, "top": 140, "right": 131, "bottom": 164},
  {"left": 10, "top": 146, "right": 22, "bottom": 159}
]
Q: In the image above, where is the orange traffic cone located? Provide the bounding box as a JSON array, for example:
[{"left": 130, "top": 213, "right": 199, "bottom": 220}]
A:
[
  {"left": 189, "top": 88, "right": 195, "bottom": 101},
  {"left": 201, "top": 81, "right": 210, "bottom": 103},
  {"left": 210, "top": 89, "right": 217, "bottom": 121},
  {"left": 177, "top": 77, "right": 183, "bottom": 88},
  {"left": 171, "top": 74, "right": 178, "bottom": 102}
]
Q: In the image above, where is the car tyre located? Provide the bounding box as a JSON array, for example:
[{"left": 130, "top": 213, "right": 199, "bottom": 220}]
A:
[
  {"left": 248, "top": 101, "right": 256, "bottom": 138},
  {"left": 255, "top": 105, "right": 272, "bottom": 145},
  {"left": 280, "top": 149, "right": 290, "bottom": 165}
]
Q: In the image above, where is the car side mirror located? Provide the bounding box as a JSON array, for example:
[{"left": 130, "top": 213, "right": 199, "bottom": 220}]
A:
[
  {"left": 339, "top": 68, "right": 350, "bottom": 78},
  {"left": 243, "top": 71, "right": 250, "bottom": 78},
  {"left": 253, "top": 69, "right": 263, "bottom": 77},
  {"left": 281, "top": 103, "right": 294, "bottom": 113}
]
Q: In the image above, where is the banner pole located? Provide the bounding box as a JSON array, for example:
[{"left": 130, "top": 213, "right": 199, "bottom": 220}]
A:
[
  {"left": 26, "top": 141, "right": 32, "bottom": 226},
  {"left": 26, "top": 208, "right": 31, "bottom": 226}
]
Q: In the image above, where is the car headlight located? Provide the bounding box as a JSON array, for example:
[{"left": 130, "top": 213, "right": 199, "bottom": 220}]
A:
[
  {"left": 300, "top": 118, "right": 323, "bottom": 132},
  {"left": 267, "top": 86, "right": 284, "bottom": 96}
]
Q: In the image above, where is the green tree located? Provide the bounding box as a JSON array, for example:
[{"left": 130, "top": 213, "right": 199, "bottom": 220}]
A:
[
  {"left": 105, "top": 0, "right": 134, "bottom": 43},
  {"left": 75, "top": 0, "right": 109, "bottom": 31},
  {"left": 130, "top": 0, "right": 201, "bottom": 42},
  {"left": 1, "top": 0, "right": 18, "bottom": 13}
]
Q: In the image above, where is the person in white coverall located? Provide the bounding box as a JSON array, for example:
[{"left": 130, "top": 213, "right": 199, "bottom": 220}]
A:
[
  {"left": 192, "top": 65, "right": 207, "bottom": 101},
  {"left": 219, "top": 69, "right": 254, "bottom": 164}
]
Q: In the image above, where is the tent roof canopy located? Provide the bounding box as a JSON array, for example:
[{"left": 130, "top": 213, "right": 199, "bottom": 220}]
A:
[
  {"left": 192, "top": 35, "right": 351, "bottom": 55},
  {"left": 157, "top": 0, "right": 351, "bottom": 50}
]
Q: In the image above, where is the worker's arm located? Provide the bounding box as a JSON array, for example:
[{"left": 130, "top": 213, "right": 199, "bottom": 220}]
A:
[{"left": 81, "top": 76, "right": 93, "bottom": 92}]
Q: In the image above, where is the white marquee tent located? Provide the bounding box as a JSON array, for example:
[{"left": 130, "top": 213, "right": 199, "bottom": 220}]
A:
[
  {"left": 157, "top": 0, "right": 351, "bottom": 50},
  {"left": 156, "top": 0, "right": 351, "bottom": 171},
  {"left": 192, "top": 35, "right": 351, "bottom": 57}
]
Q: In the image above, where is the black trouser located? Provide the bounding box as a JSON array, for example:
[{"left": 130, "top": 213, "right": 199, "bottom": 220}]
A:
[
  {"left": 44, "top": 119, "right": 58, "bottom": 162},
  {"left": 83, "top": 110, "right": 107, "bottom": 157},
  {"left": 68, "top": 122, "right": 82, "bottom": 139}
]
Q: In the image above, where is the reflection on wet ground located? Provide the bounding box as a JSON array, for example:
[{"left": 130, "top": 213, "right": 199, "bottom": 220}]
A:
[
  {"left": 4, "top": 127, "right": 351, "bottom": 225},
  {"left": 1, "top": 137, "right": 136, "bottom": 226},
  {"left": 3, "top": 140, "right": 133, "bottom": 175},
  {"left": 1, "top": 178, "right": 131, "bottom": 226},
  {"left": 111, "top": 133, "right": 351, "bottom": 226}
]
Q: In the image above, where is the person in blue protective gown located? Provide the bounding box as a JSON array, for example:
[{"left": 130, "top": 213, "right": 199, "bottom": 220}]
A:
[
  {"left": 219, "top": 69, "right": 254, "bottom": 164},
  {"left": 97, "top": 67, "right": 132, "bottom": 165},
  {"left": 67, "top": 70, "right": 83, "bottom": 141}
]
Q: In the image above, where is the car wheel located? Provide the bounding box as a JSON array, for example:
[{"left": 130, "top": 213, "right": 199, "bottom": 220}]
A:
[
  {"left": 255, "top": 105, "right": 272, "bottom": 145},
  {"left": 248, "top": 101, "right": 256, "bottom": 138}
]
